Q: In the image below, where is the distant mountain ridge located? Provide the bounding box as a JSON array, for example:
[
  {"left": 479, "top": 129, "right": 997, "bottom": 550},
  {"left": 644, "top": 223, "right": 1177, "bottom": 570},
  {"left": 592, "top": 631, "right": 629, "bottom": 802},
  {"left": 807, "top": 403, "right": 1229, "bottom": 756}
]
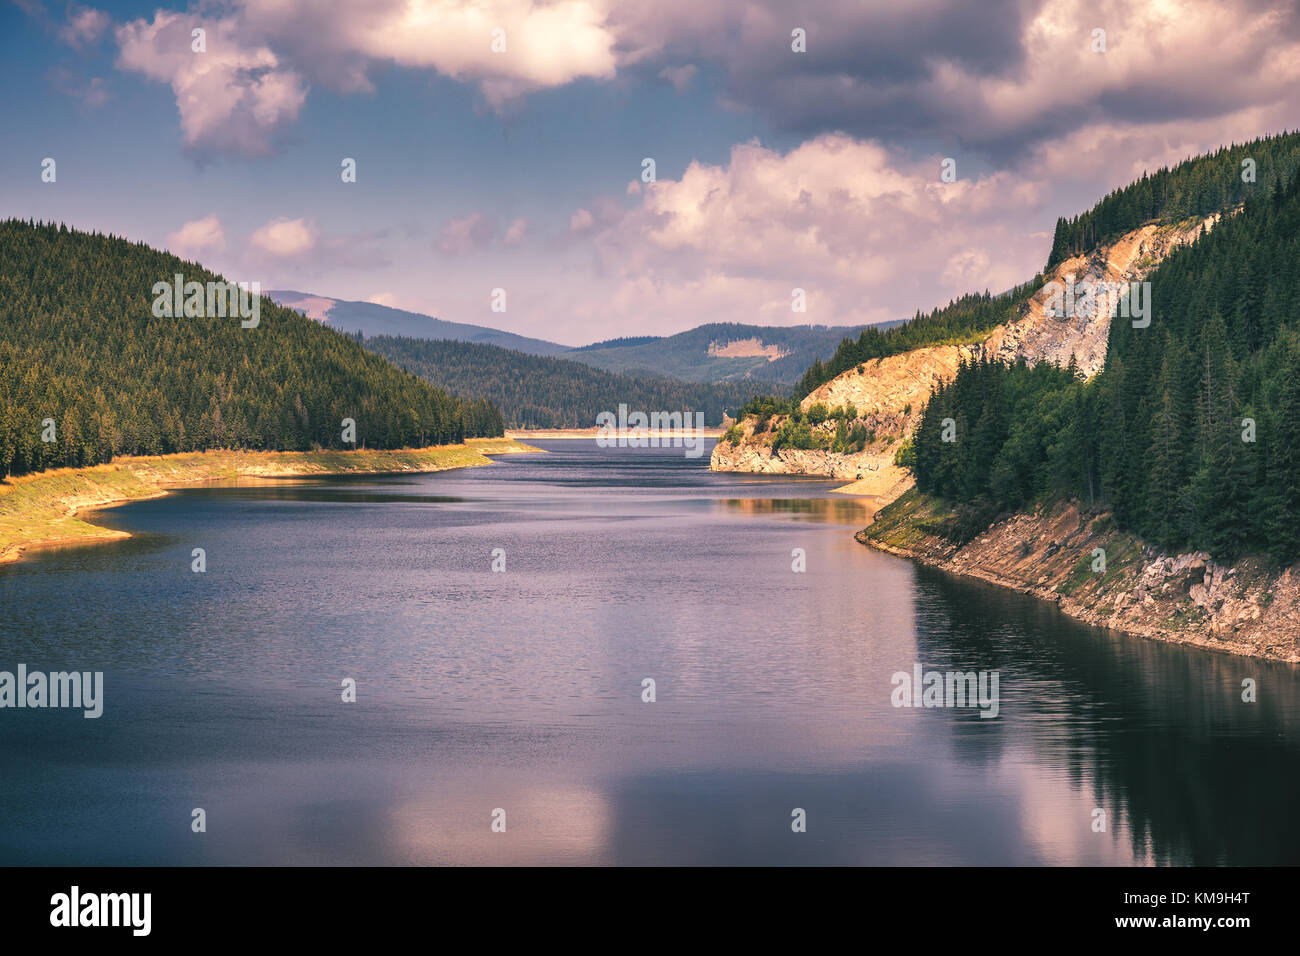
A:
[
  {"left": 266, "top": 291, "right": 571, "bottom": 356},
  {"left": 270, "top": 290, "right": 897, "bottom": 386}
]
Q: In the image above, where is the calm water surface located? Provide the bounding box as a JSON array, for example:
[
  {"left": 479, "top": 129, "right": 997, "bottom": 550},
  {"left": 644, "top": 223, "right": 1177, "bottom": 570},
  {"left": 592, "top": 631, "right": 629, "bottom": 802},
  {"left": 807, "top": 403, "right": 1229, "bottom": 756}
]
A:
[{"left": 2, "top": 440, "right": 1298, "bottom": 865}]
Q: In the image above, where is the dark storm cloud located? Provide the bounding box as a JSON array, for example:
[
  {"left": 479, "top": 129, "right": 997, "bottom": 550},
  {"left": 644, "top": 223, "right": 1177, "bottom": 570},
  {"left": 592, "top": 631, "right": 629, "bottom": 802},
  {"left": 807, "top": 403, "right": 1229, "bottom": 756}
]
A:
[{"left": 621, "top": 0, "right": 1300, "bottom": 163}]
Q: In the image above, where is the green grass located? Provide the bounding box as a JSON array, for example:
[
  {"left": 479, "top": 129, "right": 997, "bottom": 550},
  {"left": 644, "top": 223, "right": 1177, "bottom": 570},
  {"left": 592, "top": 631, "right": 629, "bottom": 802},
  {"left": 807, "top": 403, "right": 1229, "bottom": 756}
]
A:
[{"left": 862, "top": 489, "right": 958, "bottom": 549}]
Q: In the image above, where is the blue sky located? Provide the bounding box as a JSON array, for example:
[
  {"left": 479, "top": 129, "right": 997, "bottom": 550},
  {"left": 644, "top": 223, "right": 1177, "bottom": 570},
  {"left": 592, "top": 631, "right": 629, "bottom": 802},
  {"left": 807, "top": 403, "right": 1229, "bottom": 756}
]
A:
[{"left": 4, "top": 0, "right": 1300, "bottom": 345}]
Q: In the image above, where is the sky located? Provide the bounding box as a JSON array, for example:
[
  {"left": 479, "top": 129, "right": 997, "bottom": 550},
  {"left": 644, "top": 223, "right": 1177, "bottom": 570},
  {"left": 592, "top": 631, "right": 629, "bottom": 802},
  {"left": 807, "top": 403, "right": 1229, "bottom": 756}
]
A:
[{"left": 3, "top": 0, "right": 1300, "bottom": 346}]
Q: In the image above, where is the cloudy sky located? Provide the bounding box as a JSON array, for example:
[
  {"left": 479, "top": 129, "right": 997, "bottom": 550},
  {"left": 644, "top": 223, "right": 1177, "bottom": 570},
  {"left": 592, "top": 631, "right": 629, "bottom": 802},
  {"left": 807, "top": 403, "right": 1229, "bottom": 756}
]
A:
[{"left": 3, "top": 0, "right": 1300, "bottom": 345}]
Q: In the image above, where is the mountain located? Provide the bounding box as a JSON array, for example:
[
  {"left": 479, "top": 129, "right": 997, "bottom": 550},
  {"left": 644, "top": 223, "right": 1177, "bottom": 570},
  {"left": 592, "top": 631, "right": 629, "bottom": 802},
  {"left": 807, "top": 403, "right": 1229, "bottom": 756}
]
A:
[
  {"left": 362, "top": 335, "right": 776, "bottom": 429},
  {"left": 266, "top": 290, "right": 570, "bottom": 356},
  {"left": 857, "top": 146, "right": 1300, "bottom": 663},
  {"left": 913, "top": 166, "right": 1300, "bottom": 562},
  {"left": 563, "top": 321, "right": 897, "bottom": 384},
  {"left": 271, "top": 290, "right": 893, "bottom": 387},
  {"left": 715, "top": 129, "right": 1300, "bottom": 504},
  {"left": 0, "top": 222, "right": 503, "bottom": 478}
]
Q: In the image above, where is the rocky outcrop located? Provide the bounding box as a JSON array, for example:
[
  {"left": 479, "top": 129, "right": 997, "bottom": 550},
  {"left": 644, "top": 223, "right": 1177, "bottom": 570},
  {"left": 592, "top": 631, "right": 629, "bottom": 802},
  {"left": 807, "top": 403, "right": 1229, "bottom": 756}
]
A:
[
  {"left": 710, "top": 343, "right": 974, "bottom": 494},
  {"left": 860, "top": 493, "right": 1297, "bottom": 662},
  {"left": 981, "top": 216, "right": 1221, "bottom": 376},
  {"left": 801, "top": 344, "right": 976, "bottom": 427},
  {"left": 707, "top": 337, "right": 789, "bottom": 360},
  {"left": 709, "top": 439, "right": 913, "bottom": 497}
]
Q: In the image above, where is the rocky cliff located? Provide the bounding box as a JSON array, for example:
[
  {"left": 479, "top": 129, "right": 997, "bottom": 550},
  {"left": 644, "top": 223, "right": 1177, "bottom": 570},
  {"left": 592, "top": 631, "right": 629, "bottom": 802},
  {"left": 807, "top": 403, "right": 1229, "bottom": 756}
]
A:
[
  {"left": 709, "top": 438, "right": 914, "bottom": 497},
  {"left": 981, "top": 215, "right": 1222, "bottom": 376}
]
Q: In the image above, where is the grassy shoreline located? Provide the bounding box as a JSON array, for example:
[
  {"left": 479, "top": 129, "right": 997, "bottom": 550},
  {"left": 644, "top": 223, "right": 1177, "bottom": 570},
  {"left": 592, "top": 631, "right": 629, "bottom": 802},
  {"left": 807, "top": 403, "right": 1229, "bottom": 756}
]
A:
[{"left": 0, "top": 438, "right": 540, "bottom": 566}]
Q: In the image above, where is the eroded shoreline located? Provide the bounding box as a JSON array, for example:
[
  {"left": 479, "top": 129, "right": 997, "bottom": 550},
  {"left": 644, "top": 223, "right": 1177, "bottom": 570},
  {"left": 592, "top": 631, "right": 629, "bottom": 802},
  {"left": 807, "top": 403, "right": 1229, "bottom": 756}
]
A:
[{"left": 857, "top": 491, "right": 1300, "bottom": 664}]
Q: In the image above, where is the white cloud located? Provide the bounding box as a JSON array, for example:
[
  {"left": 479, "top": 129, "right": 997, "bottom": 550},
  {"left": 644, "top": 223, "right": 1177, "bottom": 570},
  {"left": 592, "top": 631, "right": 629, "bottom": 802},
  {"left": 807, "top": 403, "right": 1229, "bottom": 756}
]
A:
[
  {"left": 580, "top": 134, "right": 1048, "bottom": 331},
  {"left": 107, "top": 2, "right": 619, "bottom": 157},
  {"left": 115, "top": 11, "right": 307, "bottom": 157},
  {"left": 569, "top": 208, "right": 595, "bottom": 233},
  {"left": 503, "top": 218, "right": 530, "bottom": 246},
  {"left": 657, "top": 63, "right": 697, "bottom": 92},
  {"left": 167, "top": 215, "right": 226, "bottom": 258},
  {"left": 240, "top": 0, "right": 617, "bottom": 106},
  {"left": 567, "top": 197, "right": 624, "bottom": 237},
  {"left": 60, "top": 6, "right": 110, "bottom": 48},
  {"left": 49, "top": 68, "right": 111, "bottom": 108},
  {"left": 249, "top": 217, "right": 317, "bottom": 257},
  {"left": 436, "top": 213, "right": 498, "bottom": 255}
]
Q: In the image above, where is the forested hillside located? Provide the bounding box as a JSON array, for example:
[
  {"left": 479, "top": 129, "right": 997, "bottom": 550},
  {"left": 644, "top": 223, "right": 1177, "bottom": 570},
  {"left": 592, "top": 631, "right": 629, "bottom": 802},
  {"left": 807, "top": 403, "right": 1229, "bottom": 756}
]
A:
[
  {"left": 363, "top": 335, "right": 769, "bottom": 428},
  {"left": 912, "top": 171, "right": 1300, "bottom": 562},
  {"left": 1047, "top": 131, "right": 1300, "bottom": 267},
  {"left": 569, "top": 335, "right": 663, "bottom": 351},
  {"left": 793, "top": 133, "right": 1300, "bottom": 405},
  {"left": 0, "top": 221, "right": 503, "bottom": 478}
]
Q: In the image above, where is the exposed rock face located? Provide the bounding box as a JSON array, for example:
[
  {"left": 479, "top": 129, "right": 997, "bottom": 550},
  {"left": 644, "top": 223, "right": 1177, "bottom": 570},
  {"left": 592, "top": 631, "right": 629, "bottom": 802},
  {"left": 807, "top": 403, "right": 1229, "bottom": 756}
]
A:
[
  {"left": 981, "top": 217, "right": 1221, "bottom": 376},
  {"left": 801, "top": 344, "right": 977, "bottom": 428},
  {"left": 714, "top": 216, "right": 1222, "bottom": 491},
  {"left": 707, "top": 337, "right": 789, "bottom": 360},
  {"left": 710, "top": 342, "right": 977, "bottom": 495},
  {"left": 710, "top": 439, "right": 913, "bottom": 497},
  {"left": 860, "top": 497, "right": 1297, "bottom": 663}
]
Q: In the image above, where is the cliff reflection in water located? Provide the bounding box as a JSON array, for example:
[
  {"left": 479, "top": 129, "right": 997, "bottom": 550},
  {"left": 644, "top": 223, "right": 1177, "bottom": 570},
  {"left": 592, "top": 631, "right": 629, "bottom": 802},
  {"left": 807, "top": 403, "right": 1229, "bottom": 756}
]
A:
[
  {"left": 718, "top": 495, "right": 882, "bottom": 524},
  {"left": 911, "top": 565, "right": 1300, "bottom": 865}
]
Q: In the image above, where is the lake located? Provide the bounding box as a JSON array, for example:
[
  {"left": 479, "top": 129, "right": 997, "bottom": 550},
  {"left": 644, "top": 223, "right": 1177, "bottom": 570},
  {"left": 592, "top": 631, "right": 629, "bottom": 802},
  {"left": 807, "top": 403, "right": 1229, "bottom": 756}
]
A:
[{"left": 2, "top": 439, "right": 1298, "bottom": 865}]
